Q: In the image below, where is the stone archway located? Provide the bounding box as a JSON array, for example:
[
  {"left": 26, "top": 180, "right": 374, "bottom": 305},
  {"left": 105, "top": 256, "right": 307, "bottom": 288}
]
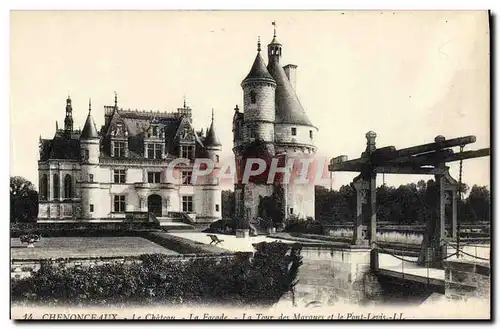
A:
[{"left": 147, "top": 194, "right": 162, "bottom": 217}]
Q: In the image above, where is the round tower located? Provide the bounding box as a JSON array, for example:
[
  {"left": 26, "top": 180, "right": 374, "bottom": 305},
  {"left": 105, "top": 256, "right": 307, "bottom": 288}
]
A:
[
  {"left": 79, "top": 99, "right": 101, "bottom": 219},
  {"left": 198, "top": 109, "right": 222, "bottom": 220},
  {"left": 241, "top": 37, "right": 277, "bottom": 145}
]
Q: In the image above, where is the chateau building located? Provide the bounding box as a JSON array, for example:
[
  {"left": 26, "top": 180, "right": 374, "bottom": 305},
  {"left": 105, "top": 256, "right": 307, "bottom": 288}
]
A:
[
  {"left": 37, "top": 95, "right": 222, "bottom": 223},
  {"left": 233, "top": 29, "right": 318, "bottom": 222}
]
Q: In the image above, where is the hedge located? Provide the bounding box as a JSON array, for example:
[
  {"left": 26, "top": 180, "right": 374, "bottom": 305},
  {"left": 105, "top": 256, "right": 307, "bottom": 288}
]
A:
[{"left": 11, "top": 242, "right": 303, "bottom": 307}]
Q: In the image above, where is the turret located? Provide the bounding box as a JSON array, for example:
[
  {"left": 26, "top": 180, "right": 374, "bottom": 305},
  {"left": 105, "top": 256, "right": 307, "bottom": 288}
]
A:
[
  {"left": 64, "top": 96, "right": 74, "bottom": 132},
  {"left": 197, "top": 109, "right": 222, "bottom": 220},
  {"left": 80, "top": 99, "right": 100, "bottom": 164},
  {"left": 267, "top": 21, "right": 282, "bottom": 64},
  {"left": 79, "top": 99, "right": 101, "bottom": 219},
  {"left": 241, "top": 37, "right": 276, "bottom": 145}
]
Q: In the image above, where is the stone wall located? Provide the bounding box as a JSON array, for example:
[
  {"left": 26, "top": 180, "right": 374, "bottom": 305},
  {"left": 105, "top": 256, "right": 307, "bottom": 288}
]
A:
[
  {"left": 292, "top": 244, "right": 378, "bottom": 305},
  {"left": 443, "top": 259, "right": 490, "bottom": 301}
]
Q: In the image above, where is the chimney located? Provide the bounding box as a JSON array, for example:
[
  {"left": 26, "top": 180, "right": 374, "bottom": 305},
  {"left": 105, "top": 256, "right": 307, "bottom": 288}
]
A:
[{"left": 283, "top": 64, "right": 298, "bottom": 90}]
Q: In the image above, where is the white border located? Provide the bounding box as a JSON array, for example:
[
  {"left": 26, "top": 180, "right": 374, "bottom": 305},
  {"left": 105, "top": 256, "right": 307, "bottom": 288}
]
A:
[{"left": 2, "top": 1, "right": 498, "bottom": 328}]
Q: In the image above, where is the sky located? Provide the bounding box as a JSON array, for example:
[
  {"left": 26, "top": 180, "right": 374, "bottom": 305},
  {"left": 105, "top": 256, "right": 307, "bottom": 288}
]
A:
[{"left": 10, "top": 10, "right": 490, "bottom": 191}]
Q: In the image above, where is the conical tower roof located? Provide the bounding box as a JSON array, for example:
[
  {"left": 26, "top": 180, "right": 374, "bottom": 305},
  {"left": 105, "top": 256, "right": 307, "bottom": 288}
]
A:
[
  {"left": 267, "top": 59, "right": 313, "bottom": 126},
  {"left": 204, "top": 109, "right": 222, "bottom": 147},
  {"left": 80, "top": 99, "right": 99, "bottom": 139},
  {"left": 242, "top": 38, "right": 276, "bottom": 86}
]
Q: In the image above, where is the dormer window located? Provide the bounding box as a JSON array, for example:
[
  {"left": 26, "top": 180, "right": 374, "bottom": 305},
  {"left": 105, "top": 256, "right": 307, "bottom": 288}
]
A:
[
  {"left": 180, "top": 145, "right": 195, "bottom": 160},
  {"left": 147, "top": 143, "right": 163, "bottom": 159},
  {"left": 250, "top": 91, "right": 257, "bottom": 104},
  {"left": 309, "top": 130, "right": 313, "bottom": 139},
  {"left": 113, "top": 141, "right": 126, "bottom": 158},
  {"left": 291, "top": 127, "right": 297, "bottom": 136},
  {"left": 152, "top": 126, "right": 158, "bottom": 137}
]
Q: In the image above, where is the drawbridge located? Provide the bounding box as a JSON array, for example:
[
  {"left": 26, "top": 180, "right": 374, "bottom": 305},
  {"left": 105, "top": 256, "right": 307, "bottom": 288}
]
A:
[{"left": 328, "top": 131, "right": 490, "bottom": 271}]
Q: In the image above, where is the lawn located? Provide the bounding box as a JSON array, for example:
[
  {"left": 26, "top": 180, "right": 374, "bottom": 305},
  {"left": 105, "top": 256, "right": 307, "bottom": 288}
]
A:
[{"left": 11, "top": 236, "right": 178, "bottom": 260}]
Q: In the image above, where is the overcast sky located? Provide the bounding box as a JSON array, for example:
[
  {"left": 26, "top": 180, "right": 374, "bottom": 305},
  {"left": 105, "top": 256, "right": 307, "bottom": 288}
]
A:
[{"left": 10, "top": 10, "right": 490, "bottom": 191}]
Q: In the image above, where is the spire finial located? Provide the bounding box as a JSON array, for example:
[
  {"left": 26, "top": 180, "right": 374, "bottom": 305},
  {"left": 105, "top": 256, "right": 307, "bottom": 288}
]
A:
[
  {"left": 183, "top": 95, "right": 187, "bottom": 108},
  {"left": 257, "top": 36, "right": 261, "bottom": 52},
  {"left": 114, "top": 91, "right": 117, "bottom": 108},
  {"left": 88, "top": 98, "right": 92, "bottom": 113},
  {"left": 272, "top": 21, "right": 277, "bottom": 37},
  {"left": 211, "top": 108, "right": 214, "bottom": 122}
]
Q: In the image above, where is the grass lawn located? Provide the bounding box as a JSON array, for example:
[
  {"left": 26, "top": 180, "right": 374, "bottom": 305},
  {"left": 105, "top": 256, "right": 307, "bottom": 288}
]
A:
[{"left": 11, "top": 236, "right": 178, "bottom": 260}]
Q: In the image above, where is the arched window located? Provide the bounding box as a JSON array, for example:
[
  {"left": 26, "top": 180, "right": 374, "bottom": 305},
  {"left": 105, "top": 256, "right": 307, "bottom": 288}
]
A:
[
  {"left": 53, "top": 174, "right": 60, "bottom": 199},
  {"left": 40, "top": 174, "right": 48, "bottom": 200},
  {"left": 250, "top": 91, "right": 257, "bottom": 104},
  {"left": 64, "top": 174, "right": 72, "bottom": 199}
]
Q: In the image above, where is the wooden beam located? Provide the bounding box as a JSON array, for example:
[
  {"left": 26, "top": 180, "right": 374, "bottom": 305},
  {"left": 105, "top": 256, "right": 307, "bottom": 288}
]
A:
[
  {"left": 388, "top": 149, "right": 455, "bottom": 165},
  {"left": 374, "top": 166, "right": 448, "bottom": 175},
  {"left": 440, "top": 148, "right": 490, "bottom": 162},
  {"left": 395, "top": 136, "right": 476, "bottom": 158}
]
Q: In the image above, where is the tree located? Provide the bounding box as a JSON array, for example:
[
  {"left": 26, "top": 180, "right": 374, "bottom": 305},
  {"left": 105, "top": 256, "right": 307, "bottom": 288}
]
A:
[
  {"left": 221, "top": 190, "right": 235, "bottom": 218},
  {"left": 465, "top": 185, "right": 490, "bottom": 223},
  {"left": 10, "top": 176, "right": 38, "bottom": 223}
]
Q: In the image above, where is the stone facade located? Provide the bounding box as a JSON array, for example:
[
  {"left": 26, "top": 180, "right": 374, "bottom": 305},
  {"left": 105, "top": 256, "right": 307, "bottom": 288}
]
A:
[{"left": 38, "top": 96, "right": 222, "bottom": 223}]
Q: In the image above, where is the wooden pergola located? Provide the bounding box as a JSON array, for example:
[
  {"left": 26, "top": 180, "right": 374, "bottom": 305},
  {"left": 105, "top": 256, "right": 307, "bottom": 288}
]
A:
[{"left": 328, "top": 131, "right": 490, "bottom": 269}]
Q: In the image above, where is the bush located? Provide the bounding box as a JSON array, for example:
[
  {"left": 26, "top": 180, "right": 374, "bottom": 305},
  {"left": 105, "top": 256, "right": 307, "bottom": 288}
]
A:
[
  {"left": 203, "top": 219, "right": 237, "bottom": 234},
  {"left": 11, "top": 242, "right": 303, "bottom": 307},
  {"left": 285, "top": 217, "right": 325, "bottom": 235}
]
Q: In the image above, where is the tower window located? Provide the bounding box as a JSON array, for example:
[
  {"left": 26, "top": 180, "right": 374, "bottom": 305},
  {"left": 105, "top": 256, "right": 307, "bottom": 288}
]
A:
[
  {"left": 250, "top": 91, "right": 257, "bottom": 104},
  {"left": 40, "top": 174, "right": 48, "bottom": 200},
  {"left": 53, "top": 174, "right": 60, "bottom": 199},
  {"left": 89, "top": 174, "right": 94, "bottom": 182},
  {"left": 215, "top": 155, "right": 220, "bottom": 163},
  {"left": 64, "top": 174, "right": 72, "bottom": 199},
  {"left": 290, "top": 208, "right": 294, "bottom": 215},
  {"left": 249, "top": 128, "right": 256, "bottom": 139},
  {"left": 309, "top": 130, "right": 313, "bottom": 139},
  {"left": 291, "top": 127, "right": 297, "bottom": 136},
  {"left": 90, "top": 204, "right": 94, "bottom": 213},
  {"left": 216, "top": 204, "right": 220, "bottom": 212}
]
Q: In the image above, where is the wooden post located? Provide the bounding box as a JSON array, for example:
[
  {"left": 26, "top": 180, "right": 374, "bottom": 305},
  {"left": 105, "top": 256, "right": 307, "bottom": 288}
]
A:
[
  {"left": 452, "top": 187, "right": 458, "bottom": 240},
  {"left": 352, "top": 177, "right": 367, "bottom": 245},
  {"left": 437, "top": 174, "right": 447, "bottom": 266},
  {"left": 365, "top": 131, "right": 379, "bottom": 270},
  {"left": 369, "top": 171, "right": 378, "bottom": 270}
]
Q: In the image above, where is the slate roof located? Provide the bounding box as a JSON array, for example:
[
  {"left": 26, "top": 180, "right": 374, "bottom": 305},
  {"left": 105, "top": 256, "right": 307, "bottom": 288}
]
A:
[
  {"left": 39, "top": 132, "right": 81, "bottom": 161},
  {"left": 242, "top": 52, "right": 276, "bottom": 85},
  {"left": 267, "top": 56, "right": 314, "bottom": 127}
]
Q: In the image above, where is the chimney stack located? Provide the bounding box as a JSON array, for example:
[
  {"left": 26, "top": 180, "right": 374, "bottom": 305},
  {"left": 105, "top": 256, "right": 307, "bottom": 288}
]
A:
[{"left": 283, "top": 64, "right": 298, "bottom": 90}]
